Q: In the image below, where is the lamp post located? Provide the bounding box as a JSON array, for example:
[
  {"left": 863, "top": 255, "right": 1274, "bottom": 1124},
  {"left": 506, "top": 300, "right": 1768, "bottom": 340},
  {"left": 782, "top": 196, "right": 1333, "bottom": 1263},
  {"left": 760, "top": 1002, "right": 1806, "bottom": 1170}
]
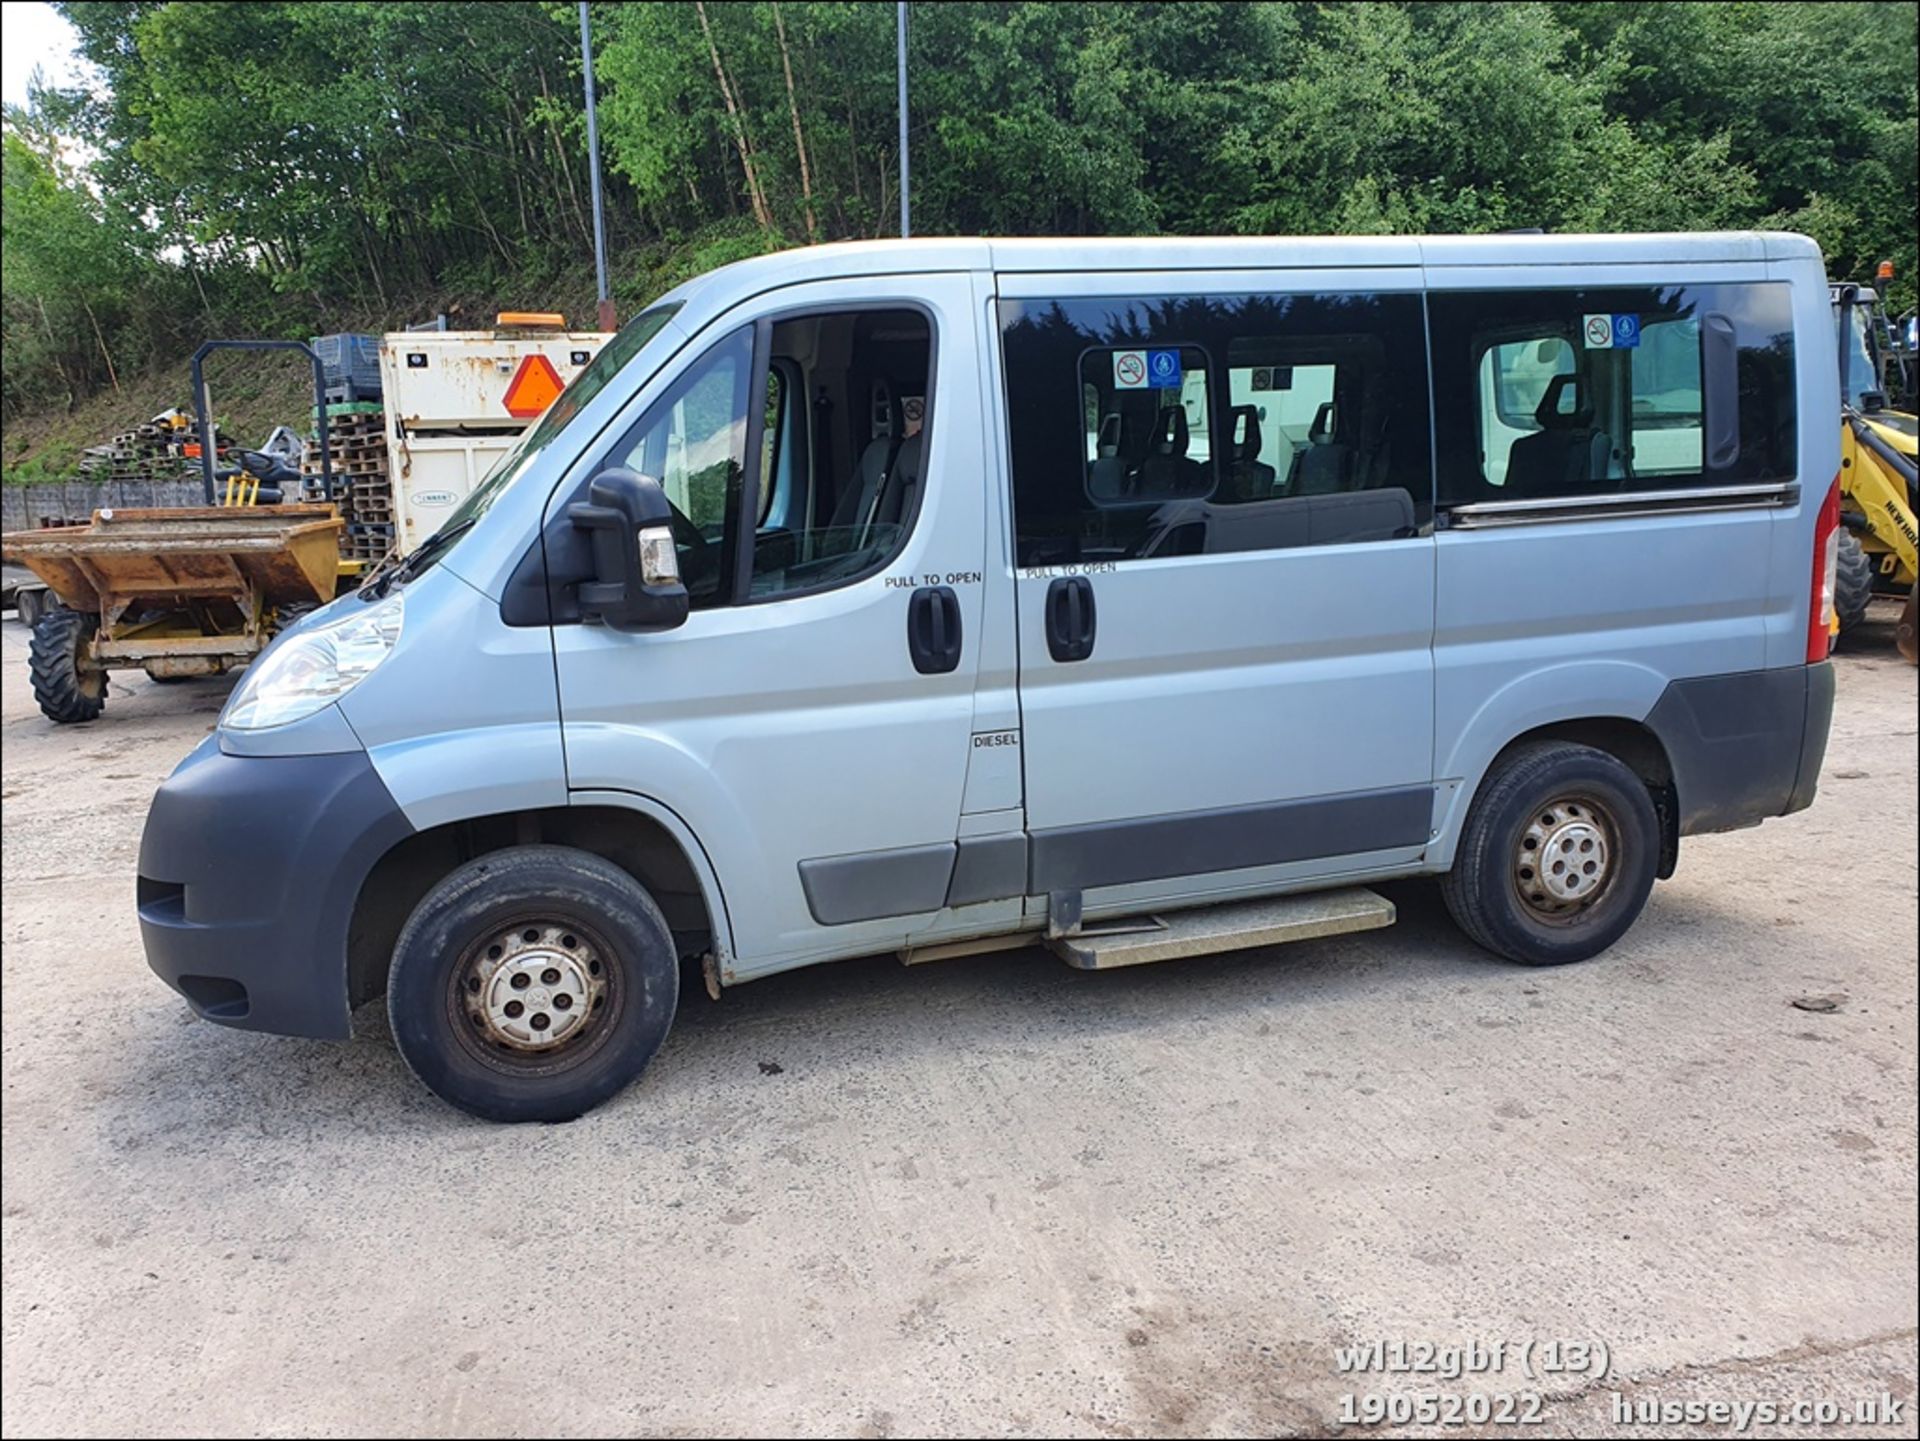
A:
[
  {"left": 580, "top": 2, "right": 615, "bottom": 331},
  {"left": 897, "top": 2, "right": 910, "bottom": 239}
]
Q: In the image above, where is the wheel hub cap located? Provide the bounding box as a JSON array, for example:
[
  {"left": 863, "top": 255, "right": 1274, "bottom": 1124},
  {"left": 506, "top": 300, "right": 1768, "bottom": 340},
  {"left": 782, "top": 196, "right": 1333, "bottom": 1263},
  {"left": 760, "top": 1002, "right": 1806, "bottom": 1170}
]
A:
[
  {"left": 1515, "top": 799, "right": 1613, "bottom": 916},
  {"left": 467, "top": 923, "right": 605, "bottom": 1052}
]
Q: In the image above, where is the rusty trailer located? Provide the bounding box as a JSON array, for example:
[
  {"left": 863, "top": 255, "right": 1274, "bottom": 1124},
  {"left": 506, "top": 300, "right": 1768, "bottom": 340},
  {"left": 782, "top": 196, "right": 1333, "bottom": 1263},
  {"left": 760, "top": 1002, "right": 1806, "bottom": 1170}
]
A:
[{"left": 3, "top": 505, "right": 344, "bottom": 724}]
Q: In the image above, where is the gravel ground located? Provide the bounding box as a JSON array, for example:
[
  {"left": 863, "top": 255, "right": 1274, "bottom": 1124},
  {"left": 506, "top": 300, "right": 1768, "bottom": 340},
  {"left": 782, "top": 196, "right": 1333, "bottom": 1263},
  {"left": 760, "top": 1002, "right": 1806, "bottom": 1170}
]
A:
[{"left": 2, "top": 604, "right": 1914, "bottom": 1439}]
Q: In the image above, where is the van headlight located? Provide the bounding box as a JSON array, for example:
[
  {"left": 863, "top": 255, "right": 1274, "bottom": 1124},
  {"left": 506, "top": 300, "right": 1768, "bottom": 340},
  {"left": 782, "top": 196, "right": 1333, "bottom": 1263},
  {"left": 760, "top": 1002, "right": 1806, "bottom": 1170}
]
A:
[{"left": 223, "top": 592, "right": 404, "bottom": 731}]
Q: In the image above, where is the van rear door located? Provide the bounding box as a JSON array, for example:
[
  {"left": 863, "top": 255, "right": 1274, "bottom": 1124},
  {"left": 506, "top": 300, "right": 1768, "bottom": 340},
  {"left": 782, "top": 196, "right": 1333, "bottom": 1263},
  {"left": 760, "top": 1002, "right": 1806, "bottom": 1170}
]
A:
[{"left": 996, "top": 267, "right": 1438, "bottom": 915}]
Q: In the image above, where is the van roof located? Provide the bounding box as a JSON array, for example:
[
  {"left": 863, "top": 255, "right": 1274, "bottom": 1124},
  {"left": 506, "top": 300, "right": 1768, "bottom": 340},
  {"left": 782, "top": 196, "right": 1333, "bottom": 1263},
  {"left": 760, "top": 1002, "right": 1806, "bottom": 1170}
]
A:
[{"left": 658, "top": 230, "right": 1822, "bottom": 315}]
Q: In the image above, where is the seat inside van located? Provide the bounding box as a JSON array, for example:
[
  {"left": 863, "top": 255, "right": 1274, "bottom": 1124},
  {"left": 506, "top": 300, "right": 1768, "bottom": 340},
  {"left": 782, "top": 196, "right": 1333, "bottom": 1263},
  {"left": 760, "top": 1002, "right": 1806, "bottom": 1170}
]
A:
[{"left": 1505, "top": 373, "right": 1614, "bottom": 497}]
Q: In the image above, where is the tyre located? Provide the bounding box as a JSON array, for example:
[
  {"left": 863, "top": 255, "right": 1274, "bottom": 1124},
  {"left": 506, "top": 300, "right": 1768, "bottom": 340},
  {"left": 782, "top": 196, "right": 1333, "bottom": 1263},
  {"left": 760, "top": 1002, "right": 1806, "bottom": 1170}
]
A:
[
  {"left": 15, "top": 586, "right": 46, "bottom": 628},
  {"left": 387, "top": 845, "right": 680, "bottom": 1122},
  {"left": 1441, "top": 741, "right": 1660, "bottom": 966},
  {"left": 1834, "top": 528, "right": 1874, "bottom": 633},
  {"left": 28, "top": 609, "right": 107, "bottom": 724}
]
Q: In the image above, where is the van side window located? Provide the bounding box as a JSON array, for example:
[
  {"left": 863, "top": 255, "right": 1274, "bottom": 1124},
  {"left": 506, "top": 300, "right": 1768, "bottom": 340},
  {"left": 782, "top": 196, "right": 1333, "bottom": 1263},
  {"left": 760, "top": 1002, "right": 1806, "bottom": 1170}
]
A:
[
  {"left": 1431, "top": 283, "right": 1795, "bottom": 506},
  {"left": 600, "top": 308, "right": 932, "bottom": 608},
  {"left": 1002, "top": 293, "right": 1432, "bottom": 566},
  {"left": 610, "top": 326, "right": 753, "bottom": 609},
  {"left": 747, "top": 307, "right": 932, "bottom": 600}
]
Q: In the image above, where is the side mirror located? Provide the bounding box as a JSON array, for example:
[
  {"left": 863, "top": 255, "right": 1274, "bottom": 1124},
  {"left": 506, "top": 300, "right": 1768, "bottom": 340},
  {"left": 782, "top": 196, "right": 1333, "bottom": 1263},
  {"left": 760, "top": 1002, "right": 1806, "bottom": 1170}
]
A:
[{"left": 567, "top": 468, "right": 690, "bottom": 633}]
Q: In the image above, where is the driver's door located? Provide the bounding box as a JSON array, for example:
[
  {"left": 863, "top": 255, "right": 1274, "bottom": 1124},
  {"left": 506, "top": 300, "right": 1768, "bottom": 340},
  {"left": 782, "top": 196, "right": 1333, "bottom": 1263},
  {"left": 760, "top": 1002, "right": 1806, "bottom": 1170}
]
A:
[{"left": 550, "top": 275, "right": 992, "bottom": 979}]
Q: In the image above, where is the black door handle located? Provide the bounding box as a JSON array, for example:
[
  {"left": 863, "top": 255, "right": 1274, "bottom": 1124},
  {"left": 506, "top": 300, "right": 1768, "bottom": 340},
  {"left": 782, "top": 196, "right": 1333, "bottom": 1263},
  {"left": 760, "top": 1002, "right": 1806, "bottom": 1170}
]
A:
[
  {"left": 1045, "top": 575, "right": 1097, "bottom": 662},
  {"left": 908, "top": 585, "right": 962, "bottom": 674}
]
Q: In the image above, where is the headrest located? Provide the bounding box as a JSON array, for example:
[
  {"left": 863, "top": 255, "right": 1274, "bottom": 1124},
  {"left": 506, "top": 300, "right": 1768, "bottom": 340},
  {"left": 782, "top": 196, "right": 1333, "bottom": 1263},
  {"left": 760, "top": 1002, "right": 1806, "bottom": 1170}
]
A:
[
  {"left": 1229, "top": 404, "right": 1261, "bottom": 462},
  {"left": 1096, "top": 413, "right": 1122, "bottom": 458},
  {"left": 1153, "top": 405, "right": 1189, "bottom": 457},
  {"left": 1534, "top": 372, "right": 1591, "bottom": 430},
  {"left": 873, "top": 383, "right": 901, "bottom": 444},
  {"left": 1308, "top": 400, "right": 1337, "bottom": 444}
]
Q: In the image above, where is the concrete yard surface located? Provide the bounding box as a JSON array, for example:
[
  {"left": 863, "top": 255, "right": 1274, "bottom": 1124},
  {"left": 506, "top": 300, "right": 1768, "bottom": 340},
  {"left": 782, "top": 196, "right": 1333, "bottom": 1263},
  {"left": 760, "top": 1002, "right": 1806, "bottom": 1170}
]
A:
[{"left": 1, "top": 605, "right": 1915, "bottom": 1438}]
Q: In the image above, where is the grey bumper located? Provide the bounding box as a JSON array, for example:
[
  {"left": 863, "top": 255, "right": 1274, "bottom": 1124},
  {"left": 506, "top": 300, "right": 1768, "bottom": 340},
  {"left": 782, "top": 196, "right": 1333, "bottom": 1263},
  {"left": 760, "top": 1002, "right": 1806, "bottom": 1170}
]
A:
[
  {"left": 1646, "top": 661, "right": 1835, "bottom": 836},
  {"left": 137, "top": 737, "right": 413, "bottom": 1039}
]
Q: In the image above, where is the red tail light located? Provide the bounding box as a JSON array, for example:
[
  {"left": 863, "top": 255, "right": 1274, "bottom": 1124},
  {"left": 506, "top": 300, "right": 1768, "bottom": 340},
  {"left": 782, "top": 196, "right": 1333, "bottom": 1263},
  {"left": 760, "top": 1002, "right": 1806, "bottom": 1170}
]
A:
[{"left": 1807, "top": 476, "right": 1841, "bottom": 662}]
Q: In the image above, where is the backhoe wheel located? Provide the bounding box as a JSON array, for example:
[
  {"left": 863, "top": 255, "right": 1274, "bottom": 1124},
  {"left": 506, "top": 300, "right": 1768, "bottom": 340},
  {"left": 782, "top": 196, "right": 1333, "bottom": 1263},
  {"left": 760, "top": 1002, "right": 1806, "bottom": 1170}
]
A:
[
  {"left": 1833, "top": 529, "right": 1874, "bottom": 633},
  {"left": 387, "top": 845, "right": 680, "bottom": 1123},
  {"left": 28, "top": 609, "right": 107, "bottom": 725},
  {"left": 1442, "top": 741, "right": 1659, "bottom": 966}
]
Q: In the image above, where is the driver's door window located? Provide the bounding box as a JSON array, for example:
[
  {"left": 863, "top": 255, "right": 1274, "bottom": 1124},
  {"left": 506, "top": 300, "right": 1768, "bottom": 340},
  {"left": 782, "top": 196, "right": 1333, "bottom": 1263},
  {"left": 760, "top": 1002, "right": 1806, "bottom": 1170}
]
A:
[{"left": 610, "top": 326, "right": 751, "bottom": 608}]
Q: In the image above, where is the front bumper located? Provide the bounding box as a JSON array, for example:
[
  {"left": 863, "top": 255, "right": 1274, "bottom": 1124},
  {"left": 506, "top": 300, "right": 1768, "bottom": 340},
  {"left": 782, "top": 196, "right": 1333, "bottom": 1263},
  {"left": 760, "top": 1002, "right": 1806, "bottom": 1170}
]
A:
[{"left": 138, "top": 736, "right": 413, "bottom": 1039}]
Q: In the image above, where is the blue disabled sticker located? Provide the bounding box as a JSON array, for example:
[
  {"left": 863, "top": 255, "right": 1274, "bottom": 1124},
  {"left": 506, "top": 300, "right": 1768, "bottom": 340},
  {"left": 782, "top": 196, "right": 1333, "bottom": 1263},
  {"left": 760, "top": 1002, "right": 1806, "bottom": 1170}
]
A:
[
  {"left": 1611, "top": 313, "right": 1641, "bottom": 348},
  {"left": 1147, "top": 348, "right": 1183, "bottom": 388}
]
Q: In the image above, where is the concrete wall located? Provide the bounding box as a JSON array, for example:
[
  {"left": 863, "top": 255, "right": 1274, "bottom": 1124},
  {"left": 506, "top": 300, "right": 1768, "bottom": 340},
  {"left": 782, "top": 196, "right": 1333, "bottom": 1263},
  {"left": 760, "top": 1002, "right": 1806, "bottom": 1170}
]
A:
[{"left": 2, "top": 478, "right": 207, "bottom": 532}]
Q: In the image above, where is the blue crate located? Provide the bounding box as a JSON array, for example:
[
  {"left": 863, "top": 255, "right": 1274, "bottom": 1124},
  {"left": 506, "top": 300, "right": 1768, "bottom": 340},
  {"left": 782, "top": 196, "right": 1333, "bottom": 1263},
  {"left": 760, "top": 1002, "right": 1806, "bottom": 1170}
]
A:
[{"left": 310, "top": 334, "right": 382, "bottom": 398}]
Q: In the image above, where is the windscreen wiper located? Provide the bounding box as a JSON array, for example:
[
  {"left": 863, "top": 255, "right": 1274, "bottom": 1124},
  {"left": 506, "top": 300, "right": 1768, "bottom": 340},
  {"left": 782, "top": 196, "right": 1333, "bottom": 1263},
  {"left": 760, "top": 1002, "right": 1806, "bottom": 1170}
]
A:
[{"left": 363, "top": 516, "right": 478, "bottom": 598}]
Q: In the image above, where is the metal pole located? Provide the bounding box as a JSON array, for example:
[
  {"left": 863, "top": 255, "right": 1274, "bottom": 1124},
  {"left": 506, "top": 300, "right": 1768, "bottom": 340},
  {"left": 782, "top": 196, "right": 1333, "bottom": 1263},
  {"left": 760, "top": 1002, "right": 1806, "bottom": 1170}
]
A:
[
  {"left": 897, "top": 1, "right": 910, "bottom": 238},
  {"left": 580, "top": 2, "right": 615, "bottom": 331}
]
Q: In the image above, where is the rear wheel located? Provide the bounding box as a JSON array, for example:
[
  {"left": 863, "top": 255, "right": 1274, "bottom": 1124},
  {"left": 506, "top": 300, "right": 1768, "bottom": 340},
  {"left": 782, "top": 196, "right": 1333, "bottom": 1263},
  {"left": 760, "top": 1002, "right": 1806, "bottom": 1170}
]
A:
[
  {"left": 387, "top": 845, "right": 680, "bottom": 1123},
  {"left": 1834, "top": 528, "right": 1874, "bottom": 633},
  {"left": 14, "top": 586, "right": 50, "bottom": 628},
  {"left": 28, "top": 609, "right": 107, "bottom": 724},
  {"left": 1442, "top": 741, "right": 1659, "bottom": 966}
]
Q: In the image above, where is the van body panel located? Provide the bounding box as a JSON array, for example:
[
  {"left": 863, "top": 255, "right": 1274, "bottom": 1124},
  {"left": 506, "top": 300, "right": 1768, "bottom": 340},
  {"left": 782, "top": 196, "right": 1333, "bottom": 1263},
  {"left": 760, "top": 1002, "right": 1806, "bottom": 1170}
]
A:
[
  {"left": 960, "top": 275, "right": 1026, "bottom": 817},
  {"left": 550, "top": 273, "right": 989, "bottom": 975},
  {"left": 341, "top": 565, "right": 568, "bottom": 824},
  {"left": 1001, "top": 264, "right": 1438, "bottom": 898},
  {"left": 565, "top": 787, "right": 738, "bottom": 970}
]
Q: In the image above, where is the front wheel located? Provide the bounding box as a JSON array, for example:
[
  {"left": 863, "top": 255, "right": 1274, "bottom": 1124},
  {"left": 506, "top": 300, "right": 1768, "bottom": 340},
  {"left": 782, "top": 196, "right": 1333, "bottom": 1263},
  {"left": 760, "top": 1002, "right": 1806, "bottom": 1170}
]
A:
[
  {"left": 387, "top": 845, "right": 681, "bottom": 1122},
  {"left": 1442, "top": 741, "right": 1659, "bottom": 966},
  {"left": 28, "top": 608, "right": 107, "bottom": 724}
]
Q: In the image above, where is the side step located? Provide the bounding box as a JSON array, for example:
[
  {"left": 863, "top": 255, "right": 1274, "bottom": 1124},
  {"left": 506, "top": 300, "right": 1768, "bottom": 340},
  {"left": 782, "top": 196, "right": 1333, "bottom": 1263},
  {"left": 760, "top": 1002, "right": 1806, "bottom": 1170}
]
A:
[{"left": 1047, "top": 887, "right": 1396, "bottom": 970}]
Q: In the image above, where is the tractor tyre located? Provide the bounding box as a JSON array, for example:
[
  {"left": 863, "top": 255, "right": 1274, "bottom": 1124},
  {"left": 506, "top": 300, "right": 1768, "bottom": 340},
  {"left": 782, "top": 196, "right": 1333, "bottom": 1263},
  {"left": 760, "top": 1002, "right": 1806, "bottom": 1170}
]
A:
[
  {"left": 29, "top": 609, "right": 107, "bottom": 724},
  {"left": 1834, "top": 529, "right": 1874, "bottom": 633}
]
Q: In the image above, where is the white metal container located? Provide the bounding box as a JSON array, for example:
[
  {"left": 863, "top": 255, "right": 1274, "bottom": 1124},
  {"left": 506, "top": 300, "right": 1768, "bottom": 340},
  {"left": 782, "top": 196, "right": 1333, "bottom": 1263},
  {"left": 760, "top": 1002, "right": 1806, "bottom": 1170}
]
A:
[
  {"left": 385, "top": 432, "right": 525, "bottom": 551},
  {"left": 379, "top": 327, "right": 612, "bottom": 550}
]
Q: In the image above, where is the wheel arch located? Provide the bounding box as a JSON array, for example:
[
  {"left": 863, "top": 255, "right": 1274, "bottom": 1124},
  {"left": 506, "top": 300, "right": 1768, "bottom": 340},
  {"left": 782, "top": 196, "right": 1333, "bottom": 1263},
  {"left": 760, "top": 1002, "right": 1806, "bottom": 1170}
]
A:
[
  {"left": 1434, "top": 663, "right": 1679, "bottom": 878},
  {"left": 346, "top": 793, "right": 734, "bottom": 1013}
]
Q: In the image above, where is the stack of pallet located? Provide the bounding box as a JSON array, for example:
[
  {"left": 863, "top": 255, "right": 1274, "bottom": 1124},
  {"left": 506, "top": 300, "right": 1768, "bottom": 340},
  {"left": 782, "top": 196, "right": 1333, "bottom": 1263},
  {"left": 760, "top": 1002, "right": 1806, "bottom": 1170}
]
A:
[
  {"left": 300, "top": 401, "right": 396, "bottom": 563},
  {"left": 76, "top": 419, "right": 216, "bottom": 484}
]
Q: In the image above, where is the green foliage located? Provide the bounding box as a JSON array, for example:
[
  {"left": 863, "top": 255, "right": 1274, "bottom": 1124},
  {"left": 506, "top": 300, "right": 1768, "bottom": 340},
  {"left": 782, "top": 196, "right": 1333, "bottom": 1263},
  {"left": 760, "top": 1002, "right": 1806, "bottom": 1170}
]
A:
[{"left": 4, "top": 0, "right": 1917, "bottom": 435}]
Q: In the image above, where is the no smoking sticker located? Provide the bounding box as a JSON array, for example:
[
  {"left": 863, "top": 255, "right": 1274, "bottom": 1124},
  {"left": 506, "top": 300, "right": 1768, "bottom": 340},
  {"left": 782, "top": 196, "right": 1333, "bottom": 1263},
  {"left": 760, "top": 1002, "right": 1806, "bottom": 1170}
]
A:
[
  {"left": 1582, "top": 314, "right": 1641, "bottom": 349},
  {"left": 1113, "top": 348, "right": 1184, "bottom": 389}
]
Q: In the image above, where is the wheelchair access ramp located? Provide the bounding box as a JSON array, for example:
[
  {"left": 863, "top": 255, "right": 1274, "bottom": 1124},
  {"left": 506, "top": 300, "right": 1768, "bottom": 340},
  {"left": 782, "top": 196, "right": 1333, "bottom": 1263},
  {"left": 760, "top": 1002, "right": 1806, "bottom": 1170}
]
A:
[{"left": 1047, "top": 888, "right": 1396, "bottom": 970}]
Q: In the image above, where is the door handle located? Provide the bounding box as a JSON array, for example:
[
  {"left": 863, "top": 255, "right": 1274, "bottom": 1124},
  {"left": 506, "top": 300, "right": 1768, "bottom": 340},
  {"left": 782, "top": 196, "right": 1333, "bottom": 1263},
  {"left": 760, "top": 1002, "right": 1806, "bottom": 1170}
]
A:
[
  {"left": 908, "top": 585, "right": 962, "bottom": 674},
  {"left": 1045, "top": 575, "right": 1097, "bottom": 662}
]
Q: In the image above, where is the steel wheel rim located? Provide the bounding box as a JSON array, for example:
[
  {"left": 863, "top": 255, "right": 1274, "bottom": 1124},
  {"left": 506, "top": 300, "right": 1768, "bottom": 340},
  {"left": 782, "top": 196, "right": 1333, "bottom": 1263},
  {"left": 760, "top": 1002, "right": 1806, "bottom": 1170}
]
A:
[
  {"left": 448, "top": 913, "right": 620, "bottom": 1072},
  {"left": 1512, "top": 794, "right": 1618, "bottom": 924}
]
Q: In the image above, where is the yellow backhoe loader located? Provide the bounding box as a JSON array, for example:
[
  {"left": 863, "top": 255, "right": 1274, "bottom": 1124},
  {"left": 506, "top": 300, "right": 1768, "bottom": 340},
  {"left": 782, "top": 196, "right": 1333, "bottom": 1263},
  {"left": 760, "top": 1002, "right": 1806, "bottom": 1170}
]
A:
[{"left": 1832, "top": 268, "right": 1918, "bottom": 662}]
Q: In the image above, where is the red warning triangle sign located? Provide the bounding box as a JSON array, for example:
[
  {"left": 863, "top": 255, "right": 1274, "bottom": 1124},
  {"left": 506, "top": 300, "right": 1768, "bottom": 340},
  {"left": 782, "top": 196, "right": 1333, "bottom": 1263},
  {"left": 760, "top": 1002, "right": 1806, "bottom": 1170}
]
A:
[{"left": 502, "top": 353, "right": 565, "bottom": 419}]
